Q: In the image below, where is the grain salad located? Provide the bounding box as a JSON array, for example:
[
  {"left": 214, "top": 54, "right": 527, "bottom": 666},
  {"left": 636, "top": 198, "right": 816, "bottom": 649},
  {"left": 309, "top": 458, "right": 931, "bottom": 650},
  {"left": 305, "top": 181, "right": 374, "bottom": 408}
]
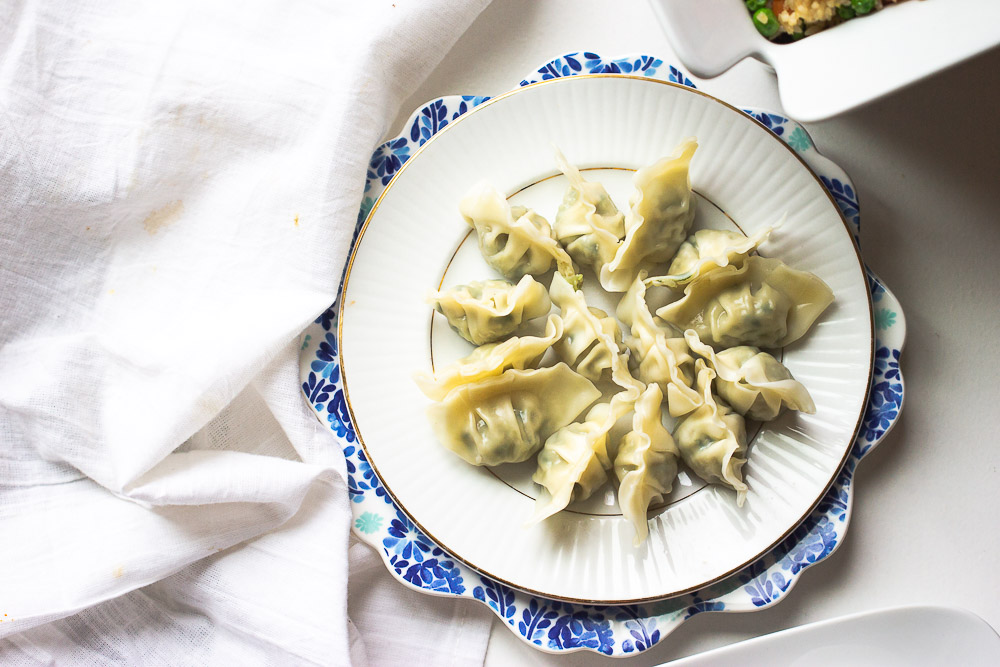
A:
[{"left": 746, "top": 0, "right": 903, "bottom": 41}]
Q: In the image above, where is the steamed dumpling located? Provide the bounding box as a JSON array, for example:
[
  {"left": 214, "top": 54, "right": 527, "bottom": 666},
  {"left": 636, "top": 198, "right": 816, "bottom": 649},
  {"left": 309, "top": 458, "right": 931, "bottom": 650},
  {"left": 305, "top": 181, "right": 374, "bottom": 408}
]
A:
[
  {"left": 414, "top": 315, "right": 564, "bottom": 401},
  {"left": 549, "top": 272, "right": 625, "bottom": 383},
  {"left": 684, "top": 329, "right": 815, "bottom": 421},
  {"left": 599, "top": 138, "right": 698, "bottom": 292},
  {"left": 614, "top": 384, "right": 680, "bottom": 546},
  {"left": 549, "top": 274, "right": 645, "bottom": 436},
  {"left": 427, "top": 363, "right": 600, "bottom": 467},
  {"left": 646, "top": 223, "right": 775, "bottom": 289},
  {"left": 552, "top": 148, "right": 625, "bottom": 272},
  {"left": 528, "top": 366, "right": 644, "bottom": 523},
  {"left": 428, "top": 275, "right": 551, "bottom": 345},
  {"left": 616, "top": 272, "right": 701, "bottom": 417},
  {"left": 656, "top": 256, "right": 834, "bottom": 350},
  {"left": 673, "top": 360, "right": 749, "bottom": 505},
  {"left": 459, "top": 181, "right": 581, "bottom": 288},
  {"left": 555, "top": 304, "right": 621, "bottom": 383},
  {"left": 529, "top": 401, "right": 619, "bottom": 523}
]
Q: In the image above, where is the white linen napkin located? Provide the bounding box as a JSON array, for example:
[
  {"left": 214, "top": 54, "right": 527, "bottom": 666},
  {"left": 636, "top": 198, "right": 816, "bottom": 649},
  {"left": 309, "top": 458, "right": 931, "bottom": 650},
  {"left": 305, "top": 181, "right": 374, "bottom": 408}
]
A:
[{"left": 0, "top": 0, "right": 493, "bottom": 664}]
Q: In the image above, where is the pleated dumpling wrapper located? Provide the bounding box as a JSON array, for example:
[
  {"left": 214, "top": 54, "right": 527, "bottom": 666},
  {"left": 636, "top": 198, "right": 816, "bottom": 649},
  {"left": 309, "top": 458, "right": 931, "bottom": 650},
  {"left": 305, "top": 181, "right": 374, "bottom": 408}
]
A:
[
  {"left": 673, "top": 360, "right": 749, "bottom": 506},
  {"left": 684, "top": 329, "right": 815, "bottom": 421},
  {"left": 656, "top": 256, "right": 834, "bottom": 350},
  {"left": 645, "top": 222, "right": 776, "bottom": 289},
  {"left": 459, "top": 181, "right": 581, "bottom": 289},
  {"left": 428, "top": 275, "right": 551, "bottom": 346},
  {"left": 614, "top": 384, "right": 680, "bottom": 546},
  {"left": 427, "top": 363, "right": 600, "bottom": 467},
  {"left": 551, "top": 147, "right": 625, "bottom": 273},
  {"left": 617, "top": 271, "right": 702, "bottom": 417},
  {"left": 599, "top": 138, "right": 698, "bottom": 292},
  {"left": 414, "top": 314, "right": 564, "bottom": 401},
  {"left": 529, "top": 401, "right": 623, "bottom": 524}
]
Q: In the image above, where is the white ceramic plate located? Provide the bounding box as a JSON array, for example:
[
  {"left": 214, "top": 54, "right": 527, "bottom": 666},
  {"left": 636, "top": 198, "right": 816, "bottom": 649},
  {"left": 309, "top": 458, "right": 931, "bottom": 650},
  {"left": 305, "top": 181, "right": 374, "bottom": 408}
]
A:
[
  {"left": 338, "top": 75, "right": 873, "bottom": 603},
  {"left": 650, "top": 0, "right": 1000, "bottom": 121}
]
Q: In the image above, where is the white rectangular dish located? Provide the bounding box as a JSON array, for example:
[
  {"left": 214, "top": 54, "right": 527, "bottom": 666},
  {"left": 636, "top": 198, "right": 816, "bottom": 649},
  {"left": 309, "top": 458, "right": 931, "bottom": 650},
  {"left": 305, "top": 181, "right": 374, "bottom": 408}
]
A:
[
  {"left": 665, "top": 605, "right": 1000, "bottom": 666},
  {"left": 650, "top": 0, "right": 1000, "bottom": 121}
]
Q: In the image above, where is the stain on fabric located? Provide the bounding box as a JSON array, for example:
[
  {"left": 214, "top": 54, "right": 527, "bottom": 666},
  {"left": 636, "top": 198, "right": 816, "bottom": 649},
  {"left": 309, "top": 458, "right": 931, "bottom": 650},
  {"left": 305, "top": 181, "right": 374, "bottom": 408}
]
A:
[{"left": 143, "top": 200, "right": 184, "bottom": 235}]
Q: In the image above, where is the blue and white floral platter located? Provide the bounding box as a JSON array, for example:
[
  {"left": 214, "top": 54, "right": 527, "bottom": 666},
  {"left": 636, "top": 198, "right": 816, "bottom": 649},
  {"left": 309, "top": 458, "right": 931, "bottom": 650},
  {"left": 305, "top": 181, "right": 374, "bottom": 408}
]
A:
[{"left": 299, "top": 53, "right": 905, "bottom": 657}]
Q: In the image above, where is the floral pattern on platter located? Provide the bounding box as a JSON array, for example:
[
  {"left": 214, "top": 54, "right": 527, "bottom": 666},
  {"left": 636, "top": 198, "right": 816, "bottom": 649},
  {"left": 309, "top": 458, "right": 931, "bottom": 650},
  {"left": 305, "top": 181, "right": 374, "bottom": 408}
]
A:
[
  {"left": 383, "top": 507, "right": 467, "bottom": 594},
  {"left": 821, "top": 175, "right": 862, "bottom": 239},
  {"left": 743, "top": 110, "right": 789, "bottom": 138},
  {"left": 297, "top": 52, "right": 906, "bottom": 656},
  {"left": 742, "top": 110, "right": 812, "bottom": 154},
  {"left": 519, "top": 52, "right": 692, "bottom": 88}
]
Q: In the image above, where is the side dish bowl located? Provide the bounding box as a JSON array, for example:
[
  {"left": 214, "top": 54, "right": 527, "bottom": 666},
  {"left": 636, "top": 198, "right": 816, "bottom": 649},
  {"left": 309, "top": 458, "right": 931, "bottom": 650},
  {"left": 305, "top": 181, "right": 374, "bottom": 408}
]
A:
[{"left": 650, "top": 0, "right": 1000, "bottom": 121}]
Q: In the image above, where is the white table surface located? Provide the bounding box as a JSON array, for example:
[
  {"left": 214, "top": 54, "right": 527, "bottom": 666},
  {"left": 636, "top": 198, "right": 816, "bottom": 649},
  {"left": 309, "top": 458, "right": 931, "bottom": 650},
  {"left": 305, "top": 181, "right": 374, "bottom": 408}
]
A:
[{"left": 388, "top": 1, "right": 1000, "bottom": 663}]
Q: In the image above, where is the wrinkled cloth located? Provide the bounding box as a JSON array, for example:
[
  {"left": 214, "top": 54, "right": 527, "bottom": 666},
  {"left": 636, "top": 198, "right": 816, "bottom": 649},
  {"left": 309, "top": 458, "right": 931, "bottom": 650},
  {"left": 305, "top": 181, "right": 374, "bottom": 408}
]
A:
[{"left": 0, "top": 0, "right": 493, "bottom": 664}]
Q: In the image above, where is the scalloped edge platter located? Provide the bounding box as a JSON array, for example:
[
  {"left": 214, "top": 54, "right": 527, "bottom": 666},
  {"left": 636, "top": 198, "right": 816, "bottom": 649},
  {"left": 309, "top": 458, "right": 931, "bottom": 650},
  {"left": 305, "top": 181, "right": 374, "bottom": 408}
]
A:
[{"left": 299, "top": 52, "right": 906, "bottom": 657}]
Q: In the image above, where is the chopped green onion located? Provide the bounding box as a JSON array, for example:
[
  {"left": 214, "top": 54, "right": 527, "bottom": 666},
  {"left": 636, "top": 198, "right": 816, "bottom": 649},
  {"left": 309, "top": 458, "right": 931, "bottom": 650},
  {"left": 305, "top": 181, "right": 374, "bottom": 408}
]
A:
[
  {"left": 837, "top": 5, "right": 856, "bottom": 19},
  {"left": 753, "top": 8, "right": 780, "bottom": 38},
  {"left": 851, "top": 0, "right": 875, "bottom": 14},
  {"left": 745, "top": 0, "right": 768, "bottom": 11}
]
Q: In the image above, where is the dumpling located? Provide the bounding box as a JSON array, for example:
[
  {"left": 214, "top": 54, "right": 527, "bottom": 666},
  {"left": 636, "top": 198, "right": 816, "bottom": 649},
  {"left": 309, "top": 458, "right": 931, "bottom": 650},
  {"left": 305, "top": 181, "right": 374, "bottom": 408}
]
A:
[
  {"left": 555, "top": 303, "right": 620, "bottom": 382},
  {"left": 656, "top": 256, "right": 835, "bottom": 349},
  {"left": 599, "top": 138, "right": 698, "bottom": 292},
  {"left": 427, "top": 363, "right": 600, "bottom": 467},
  {"left": 646, "top": 223, "right": 775, "bottom": 289},
  {"left": 548, "top": 276, "right": 645, "bottom": 430},
  {"left": 528, "top": 346, "right": 645, "bottom": 524},
  {"left": 459, "top": 181, "right": 581, "bottom": 288},
  {"left": 614, "top": 384, "right": 680, "bottom": 546},
  {"left": 549, "top": 272, "right": 627, "bottom": 384},
  {"left": 529, "top": 401, "right": 619, "bottom": 523},
  {"left": 414, "top": 315, "right": 564, "bottom": 401},
  {"left": 428, "top": 275, "right": 551, "bottom": 346},
  {"left": 552, "top": 148, "right": 625, "bottom": 272},
  {"left": 616, "top": 272, "right": 701, "bottom": 417},
  {"left": 549, "top": 273, "right": 645, "bottom": 428},
  {"left": 673, "top": 360, "right": 749, "bottom": 505},
  {"left": 684, "top": 329, "right": 815, "bottom": 421}
]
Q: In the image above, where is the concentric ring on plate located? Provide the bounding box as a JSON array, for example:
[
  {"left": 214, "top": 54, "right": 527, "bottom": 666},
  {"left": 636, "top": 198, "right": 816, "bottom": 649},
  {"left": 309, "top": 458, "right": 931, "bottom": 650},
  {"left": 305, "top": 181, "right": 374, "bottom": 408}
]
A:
[{"left": 338, "top": 75, "right": 873, "bottom": 604}]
